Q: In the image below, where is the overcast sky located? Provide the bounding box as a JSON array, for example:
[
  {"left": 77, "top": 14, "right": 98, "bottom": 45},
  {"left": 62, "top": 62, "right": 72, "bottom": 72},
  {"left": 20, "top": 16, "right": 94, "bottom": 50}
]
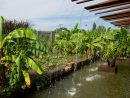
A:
[{"left": 0, "top": 0, "right": 116, "bottom": 30}]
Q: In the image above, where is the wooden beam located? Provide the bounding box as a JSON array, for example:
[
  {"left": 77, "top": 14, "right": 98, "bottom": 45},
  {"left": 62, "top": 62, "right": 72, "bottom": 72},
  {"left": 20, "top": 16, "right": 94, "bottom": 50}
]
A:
[
  {"left": 85, "top": 0, "right": 129, "bottom": 10},
  {"left": 72, "top": 0, "right": 130, "bottom": 26},
  {"left": 113, "top": 22, "right": 130, "bottom": 25},
  {"left": 76, "top": 0, "right": 93, "bottom": 4},
  {"left": 113, "top": 21, "right": 130, "bottom": 25},
  {"left": 101, "top": 10, "right": 130, "bottom": 20},
  {"left": 71, "top": 0, "right": 79, "bottom": 2},
  {"left": 85, "top": 1, "right": 130, "bottom": 12},
  {"left": 102, "top": 15, "right": 130, "bottom": 20},
  {"left": 111, "top": 18, "right": 130, "bottom": 24},
  {"left": 115, "top": 24, "right": 130, "bottom": 27},
  {"left": 96, "top": 5, "right": 130, "bottom": 15},
  {"left": 85, "top": 0, "right": 117, "bottom": 9}
]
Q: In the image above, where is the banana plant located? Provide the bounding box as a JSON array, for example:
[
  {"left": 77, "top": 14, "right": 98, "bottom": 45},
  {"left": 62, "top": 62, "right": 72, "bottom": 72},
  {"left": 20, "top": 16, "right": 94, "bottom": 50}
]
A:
[
  {"left": 54, "top": 39, "right": 68, "bottom": 55},
  {"left": 82, "top": 31, "right": 103, "bottom": 59},
  {"left": 0, "top": 16, "right": 3, "bottom": 40},
  {"left": 0, "top": 16, "right": 43, "bottom": 87},
  {"left": 126, "top": 34, "right": 130, "bottom": 57},
  {"left": 102, "top": 28, "right": 128, "bottom": 67},
  {"left": 0, "top": 16, "right": 5, "bottom": 85},
  {"left": 0, "top": 16, "right": 4, "bottom": 57},
  {"left": 70, "top": 33, "right": 84, "bottom": 54}
]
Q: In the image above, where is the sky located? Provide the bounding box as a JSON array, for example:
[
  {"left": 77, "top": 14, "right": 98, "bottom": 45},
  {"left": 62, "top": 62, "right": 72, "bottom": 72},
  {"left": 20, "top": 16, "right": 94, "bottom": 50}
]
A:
[{"left": 0, "top": 0, "right": 117, "bottom": 30}]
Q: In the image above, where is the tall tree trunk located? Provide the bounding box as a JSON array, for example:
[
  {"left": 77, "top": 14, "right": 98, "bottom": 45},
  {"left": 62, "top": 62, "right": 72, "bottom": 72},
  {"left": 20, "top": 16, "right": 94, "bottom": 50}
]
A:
[{"left": 107, "top": 57, "right": 116, "bottom": 67}]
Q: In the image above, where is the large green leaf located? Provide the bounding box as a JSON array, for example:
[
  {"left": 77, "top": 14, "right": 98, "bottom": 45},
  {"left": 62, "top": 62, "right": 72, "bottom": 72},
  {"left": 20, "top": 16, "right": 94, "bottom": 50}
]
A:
[
  {"left": 70, "top": 24, "right": 79, "bottom": 34},
  {"left": 7, "top": 28, "right": 36, "bottom": 39},
  {"left": 1, "top": 28, "right": 36, "bottom": 48},
  {"left": 1, "top": 55, "right": 16, "bottom": 61},
  {"left": 15, "top": 56, "right": 21, "bottom": 80},
  {"left": 93, "top": 43, "right": 103, "bottom": 50},
  {"left": 25, "top": 56, "right": 43, "bottom": 75}
]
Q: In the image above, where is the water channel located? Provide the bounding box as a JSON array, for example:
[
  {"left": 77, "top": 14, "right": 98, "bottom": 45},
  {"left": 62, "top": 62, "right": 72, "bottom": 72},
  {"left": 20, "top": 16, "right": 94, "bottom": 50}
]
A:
[{"left": 22, "top": 60, "right": 130, "bottom": 98}]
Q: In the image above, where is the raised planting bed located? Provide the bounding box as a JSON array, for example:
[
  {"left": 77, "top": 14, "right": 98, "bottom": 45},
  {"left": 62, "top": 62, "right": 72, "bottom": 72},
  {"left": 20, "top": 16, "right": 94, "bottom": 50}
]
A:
[
  {"left": 1, "top": 57, "right": 99, "bottom": 98},
  {"left": 98, "top": 65, "right": 117, "bottom": 73},
  {"left": 44, "top": 59, "right": 91, "bottom": 81}
]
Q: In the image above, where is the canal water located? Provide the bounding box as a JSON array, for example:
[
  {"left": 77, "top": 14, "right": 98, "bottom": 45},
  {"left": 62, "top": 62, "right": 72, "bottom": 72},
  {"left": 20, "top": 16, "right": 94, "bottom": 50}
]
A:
[{"left": 23, "top": 60, "right": 130, "bottom": 98}]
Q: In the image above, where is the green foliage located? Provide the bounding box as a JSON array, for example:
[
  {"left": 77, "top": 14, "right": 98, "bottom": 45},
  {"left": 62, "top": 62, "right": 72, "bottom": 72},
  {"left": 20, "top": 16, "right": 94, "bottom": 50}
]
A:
[
  {"left": 0, "top": 16, "right": 4, "bottom": 35},
  {"left": 54, "top": 24, "right": 81, "bottom": 55},
  {"left": 55, "top": 24, "right": 129, "bottom": 63},
  {"left": 1, "top": 29, "right": 44, "bottom": 86},
  {"left": 54, "top": 24, "right": 127, "bottom": 60},
  {"left": 92, "top": 23, "right": 96, "bottom": 31},
  {"left": 102, "top": 28, "right": 129, "bottom": 59},
  {"left": 0, "top": 17, "right": 44, "bottom": 90},
  {"left": 0, "top": 16, "right": 4, "bottom": 49},
  {"left": 0, "top": 18, "right": 130, "bottom": 95}
]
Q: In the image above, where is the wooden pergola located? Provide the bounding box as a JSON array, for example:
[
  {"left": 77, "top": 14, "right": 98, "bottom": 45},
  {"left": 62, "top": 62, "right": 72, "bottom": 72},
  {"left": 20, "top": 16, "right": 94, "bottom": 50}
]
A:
[{"left": 71, "top": 0, "right": 130, "bottom": 27}]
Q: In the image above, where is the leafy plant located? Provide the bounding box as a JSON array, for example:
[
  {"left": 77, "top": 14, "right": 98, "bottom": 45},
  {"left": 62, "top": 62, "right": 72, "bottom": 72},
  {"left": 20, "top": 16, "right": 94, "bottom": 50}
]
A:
[
  {"left": 0, "top": 16, "right": 43, "bottom": 88},
  {"left": 102, "top": 28, "right": 128, "bottom": 67}
]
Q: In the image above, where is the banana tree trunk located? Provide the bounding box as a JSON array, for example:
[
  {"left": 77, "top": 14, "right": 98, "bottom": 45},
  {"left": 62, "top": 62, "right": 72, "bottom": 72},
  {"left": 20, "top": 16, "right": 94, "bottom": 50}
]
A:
[
  {"left": 0, "top": 16, "right": 5, "bottom": 86},
  {"left": 0, "top": 48, "right": 5, "bottom": 86},
  {"left": 0, "top": 64, "right": 5, "bottom": 86},
  {"left": 0, "top": 48, "right": 4, "bottom": 58},
  {"left": 85, "top": 48, "right": 92, "bottom": 59},
  {"left": 85, "top": 50, "right": 90, "bottom": 59},
  {"left": 107, "top": 57, "right": 116, "bottom": 67}
]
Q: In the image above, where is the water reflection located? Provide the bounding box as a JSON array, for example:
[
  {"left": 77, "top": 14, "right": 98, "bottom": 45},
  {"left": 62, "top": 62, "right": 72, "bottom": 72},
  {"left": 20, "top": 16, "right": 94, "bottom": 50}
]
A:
[
  {"left": 89, "top": 67, "right": 98, "bottom": 72},
  {"left": 76, "top": 83, "right": 82, "bottom": 87},
  {"left": 67, "top": 87, "right": 77, "bottom": 96},
  {"left": 86, "top": 74, "right": 103, "bottom": 82}
]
